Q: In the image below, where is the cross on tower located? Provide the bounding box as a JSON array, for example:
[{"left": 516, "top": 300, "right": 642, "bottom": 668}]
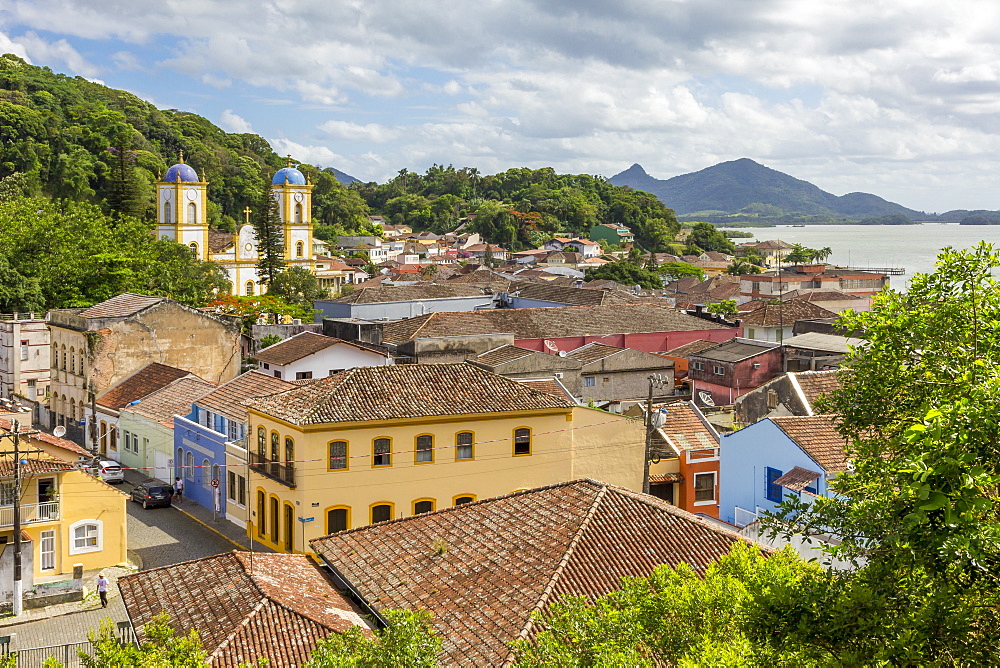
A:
[{"left": 243, "top": 206, "right": 252, "bottom": 224}]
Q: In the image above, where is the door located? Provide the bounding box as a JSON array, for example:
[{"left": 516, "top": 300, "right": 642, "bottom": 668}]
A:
[
  {"left": 284, "top": 504, "right": 294, "bottom": 552},
  {"left": 154, "top": 450, "right": 171, "bottom": 483},
  {"left": 40, "top": 530, "right": 56, "bottom": 571}
]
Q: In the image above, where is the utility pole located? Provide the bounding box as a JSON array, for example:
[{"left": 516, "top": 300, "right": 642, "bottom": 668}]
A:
[
  {"left": 3, "top": 419, "right": 42, "bottom": 617},
  {"left": 88, "top": 379, "right": 98, "bottom": 456},
  {"left": 643, "top": 374, "right": 670, "bottom": 494}
]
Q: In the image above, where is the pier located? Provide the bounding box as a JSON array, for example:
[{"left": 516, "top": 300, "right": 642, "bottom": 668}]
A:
[{"left": 845, "top": 266, "right": 905, "bottom": 275}]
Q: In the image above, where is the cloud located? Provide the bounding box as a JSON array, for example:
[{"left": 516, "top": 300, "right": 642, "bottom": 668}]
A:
[
  {"left": 219, "top": 109, "right": 254, "bottom": 134},
  {"left": 318, "top": 120, "right": 401, "bottom": 144},
  {"left": 268, "top": 138, "right": 348, "bottom": 169},
  {"left": 1, "top": 30, "right": 101, "bottom": 77}
]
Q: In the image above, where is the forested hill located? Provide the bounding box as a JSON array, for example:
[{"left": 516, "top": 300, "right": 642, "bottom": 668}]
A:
[
  {"left": 0, "top": 54, "right": 365, "bottom": 230},
  {"left": 610, "top": 159, "right": 928, "bottom": 223}
]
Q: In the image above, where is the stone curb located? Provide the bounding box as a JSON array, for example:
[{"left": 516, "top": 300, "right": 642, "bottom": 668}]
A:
[{"left": 171, "top": 504, "right": 248, "bottom": 551}]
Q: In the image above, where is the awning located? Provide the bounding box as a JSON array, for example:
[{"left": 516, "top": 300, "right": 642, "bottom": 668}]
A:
[
  {"left": 649, "top": 472, "right": 685, "bottom": 484},
  {"left": 774, "top": 466, "right": 821, "bottom": 493}
]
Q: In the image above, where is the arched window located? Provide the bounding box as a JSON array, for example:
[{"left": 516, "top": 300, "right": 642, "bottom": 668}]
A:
[
  {"left": 294, "top": 202, "right": 302, "bottom": 223},
  {"left": 454, "top": 495, "right": 476, "bottom": 506},
  {"left": 413, "top": 499, "right": 435, "bottom": 515},
  {"left": 176, "top": 447, "right": 183, "bottom": 478},
  {"left": 189, "top": 242, "right": 198, "bottom": 258},
  {"left": 295, "top": 240, "right": 304, "bottom": 258},
  {"left": 271, "top": 432, "right": 280, "bottom": 462},
  {"left": 163, "top": 200, "right": 172, "bottom": 224},
  {"left": 69, "top": 398, "right": 75, "bottom": 422},
  {"left": 456, "top": 432, "right": 474, "bottom": 460},
  {"left": 69, "top": 347, "right": 75, "bottom": 375},
  {"left": 187, "top": 202, "right": 196, "bottom": 224},
  {"left": 269, "top": 496, "right": 279, "bottom": 542},
  {"left": 257, "top": 427, "right": 266, "bottom": 459},
  {"left": 514, "top": 428, "right": 532, "bottom": 456},
  {"left": 328, "top": 441, "right": 348, "bottom": 470},
  {"left": 285, "top": 438, "right": 294, "bottom": 474},
  {"left": 245, "top": 281, "right": 255, "bottom": 296},
  {"left": 370, "top": 503, "right": 393, "bottom": 524},
  {"left": 202, "top": 458, "right": 209, "bottom": 484},
  {"left": 185, "top": 451, "right": 194, "bottom": 480},
  {"left": 257, "top": 491, "right": 266, "bottom": 537},
  {"left": 326, "top": 507, "right": 349, "bottom": 534},
  {"left": 61, "top": 345, "right": 66, "bottom": 370},
  {"left": 284, "top": 503, "right": 294, "bottom": 551}
]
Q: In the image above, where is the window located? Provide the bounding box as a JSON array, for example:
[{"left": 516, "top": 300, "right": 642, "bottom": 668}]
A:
[
  {"left": 295, "top": 371, "right": 313, "bottom": 380},
  {"left": 413, "top": 499, "right": 434, "bottom": 514},
  {"left": 285, "top": 438, "right": 294, "bottom": 469},
  {"left": 69, "top": 519, "right": 102, "bottom": 555},
  {"left": 227, "top": 419, "right": 240, "bottom": 442},
  {"left": 245, "top": 281, "right": 255, "bottom": 296},
  {"left": 257, "top": 427, "right": 266, "bottom": 458},
  {"left": 187, "top": 202, "right": 196, "bottom": 224},
  {"left": 747, "top": 328, "right": 756, "bottom": 339},
  {"left": 0, "top": 481, "right": 15, "bottom": 505},
  {"left": 693, "top": 472, "right": 716, "bottom": 504},
  {"left": 415, "top": 434, "right": 433, "bottom": 463},
  {"left": 584, "top": 376, "right": 596, "bottom": 387},
  {"left": 713, "top": 365, "right": 725, "bottom": 376},
  {"left": 294, "top": 203, "right": 303, "bottom": 224},
  {"left": 513, "top": 428, "right": 531, "bottom": 456},
  {"left": 228, "top": 471, "right": 237, "bottom": 501},
  {"left": 20, "top": 340, "right": 28, "bottom": 360},
  {"left": 327, "top": 507, "right": 349, "bottom": 534},
  {"left": 691, "top": 361, "right": 704, "bottom": 371},
  {"left": 765, "top": 467, "right": 783, "bottom": 503},
  {"left": 295, "top": 240, "right": 304, "bottom": 257},
  {"left": 767, "top": 389, "right": 778, "bottom": 409},
  {"left": 456, "top": 432, "right": 473, "bottom": 460},
  {"left": 262, "top": 363, "right": 270, "bottom": 370},
  {"left": 751, "top": 281, "right": 761, "bottom": 292},
  {"left": 237, "top": 475, "right": 246, "bottom": 506},
  {"left": 185, "top": 451, "right": 194, "bottom": 480},
  {"left": 273, "top": 370, "right": 282, "bottom": 379},
  {"left": 270, "top": 496, "right": 279, "bottom": 541},
  {"left": 257, "top": 491, "right": 266, "bottom": 537},
  {"left": 271, "top": 432, "right": 280, "bottom": 462},
  {"left": 454, "top": 495, "right": 475, "bottom": 506},
  {"left": 189, "top": 242, "right": 198, "bottom": 257},
  {"left": 40, "top": 530, "right": 55, "bottom": 571},
  {"left": 371, "top": 503, "right": 393, "bottom": 524},
  {"left": 202, "top": 458, "right": 210, "bottom": 485},
  {"left": 373, "top": 438, "right": 391, "bottom": 467},
  {"left": 164, "top": 201, "right": 172, "bottom": 223},
  {"left": 329, "top": 441, "right": 348, "bottom": 470}
]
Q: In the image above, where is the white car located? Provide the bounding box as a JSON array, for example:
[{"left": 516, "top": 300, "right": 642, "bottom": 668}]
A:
[{"left": 86, "top": 457, "right": 124, "bottom": 484}]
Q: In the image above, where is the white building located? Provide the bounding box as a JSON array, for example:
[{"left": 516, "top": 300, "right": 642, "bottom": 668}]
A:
[
  {"left": 255, "top": 332, "right": 393, "bottom": 381},
  {"left": 0, "top": 312, "right": 49, "bottom": 408}
]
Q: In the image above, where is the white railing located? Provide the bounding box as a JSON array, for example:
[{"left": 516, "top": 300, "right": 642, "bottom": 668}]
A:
[
  {"left": 733, "top": 506, "right": 758, "bottom": 528},
  {"left": 0, "top": 501, "right": 60, "bottom": 527}
]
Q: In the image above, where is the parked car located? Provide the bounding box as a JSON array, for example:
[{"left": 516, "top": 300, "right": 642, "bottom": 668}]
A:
[
  {"left": 130, "top": 482, "right": 174, "bottom": 509},
  {"left": 85, "top": 457, "right": 124, "bottom": 484}
]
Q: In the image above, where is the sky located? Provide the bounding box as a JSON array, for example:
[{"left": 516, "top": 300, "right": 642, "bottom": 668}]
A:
[{"left": 2, "top": 0, "right": 1000, "bottom": 213}]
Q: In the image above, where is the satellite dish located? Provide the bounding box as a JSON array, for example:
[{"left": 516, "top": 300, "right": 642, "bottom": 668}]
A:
[
  {"left": 544, "top": 340, "right": 559, "bottom": 353},
  {"left": 53, "top": 425, "right": 66, "bottom": 438}
]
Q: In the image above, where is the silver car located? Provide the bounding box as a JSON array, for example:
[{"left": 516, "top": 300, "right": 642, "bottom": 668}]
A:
[{"left": 86, "top": 457, "right": 124, "bottom": 484}]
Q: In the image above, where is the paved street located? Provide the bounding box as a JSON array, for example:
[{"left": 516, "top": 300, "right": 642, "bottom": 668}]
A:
[{"left": 4, "top": 478, "right": 238, "bottom": 652}]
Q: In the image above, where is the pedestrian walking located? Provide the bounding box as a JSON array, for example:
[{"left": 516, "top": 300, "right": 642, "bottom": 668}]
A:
[
  {"left": 174, "top": 476, "right": 184, "bottom": 502},
  {"left": 97, "top": 573, "right": 108, "bottom": 608}
]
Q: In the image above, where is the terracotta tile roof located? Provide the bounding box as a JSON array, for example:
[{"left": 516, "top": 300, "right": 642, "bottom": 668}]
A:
[
  {"left": 783, "top": 332, "right": 865, "bottom": 354},
  {"left": 512, "top": 283, "right": 641, "bottom": 306},
  {"left": 744, "top": 239, "right": 793, "bottom": 250},
  {"left": 246, "top": 363, "right": 574, "bottom": 426},
  {"left": 74, "top": 293, "right": 165, "bottom": 319},
  {"left": 208, "top": 231, "right": 234, "bottom": 254},
  {"left": 661, "top": 339, "right": 722, "bottom": 358},
  {"left": 566, "top": 342, "right": 627, "bottom": 365},
  {"left": 649, "top": 472, "right": 685, "bottom": 484},
  {"left": 381, "top": 304, "right": 731, "bottom": 344},
  {"left": 771, "top": 415, "right": 849, "bottom": 472},
  {"left": 515, "top": 378, "right": 576, "bottom": 402},
  {"left": 311, "top": 479, "right": 759, "bottom": 666},
  {"left": 254, "top": 332, "right": 388, "bottom": 366},
  {"left": 791, "top": 370, "right": 842, "bottom": 407},
  {"left": 693, "top": 340, "right": 777, "bottom": 363},
  {"left": 659, "top": 402, "right": 720, "bottom": 453},
  {"left": 738, "top": 300, "right": 837, "bottom": 327},
  {"left": 194, "top": 371, "right": 297, "bottom": 424},
  {"left": 0, "top": 418, "right": 91, "bottom": 458},
  {"left": 781, "top": 289, "right": 863, "bottom": 302},
  {"left": 118, "top": 551, "right": 372, "bottom": 668},
  {"left": 473, "top": 344, "right": 536, "bottom": 367},
  {"left": 333, "top": 284, "right": 491, "bottom": 304},
  {"left": 774, "top": 466, "right": 822, "bottom": 493},
  {"left": 0, "top": 458, "right": 76, "bottom": 477},
  {"left": 123, "top": 376, "right": 217, "bottom": 428},
  {"left": 96, "top": 363, "right": 194, "bottom": 410}
]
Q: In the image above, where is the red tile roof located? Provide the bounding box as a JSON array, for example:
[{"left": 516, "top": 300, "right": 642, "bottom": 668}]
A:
[
  {"left": 0, "top": 458, "right": 75, "bottom": 477},
  {"left": 774, "top": 466, "right": 822, "bottom": 493},
  {"left": 195, "top": 371, "right": 297, "bottom": 424},
  {"left": 771, "top": 415, "right": 849, "bottom": 472},
  {"left": 255, "top": 332, "right": 387, "bottom": 366},
  {"left": 208, "top": 231, "right": 234, "bottom": 254},
  {"left": 96, "top": 363, "right": 194, "bottom": 410},
  {"left": 333, "top": 284, "right": 490, "bottom": 304},
  {"left": 311, "top": 479, "right": 759, "bottom": 666},
  {"left": 512, "top": 283, "right": 641, "bottom": 306},
  {"left": 74, "top": 293, "right": 165, "bottom": 319},
  {"left": 790, "top": 370, "right": 842, "bottom": 409},
  {"left": 118, "top": 551, "right": 372, "bottom": 667},
  {"left": 515, "top": 378, "right": 576, "bottom": 402},
  {"left": 246, "top": 363, "right": 574, "bottom": 426},
  {"left": 658, "top": 402, "right": 720, "bottom": 453},
  {"left": 0, "top": 418, "right": 91, "bottom": 458},
  {"left": 661, "top": 339, "right": 722, "bottom": 358},
  {"left": 738, "top": 300, "right": 836, "bottom": 327},
  {"left": 123, "top": 376, "right": 217, "bottom": 428}
]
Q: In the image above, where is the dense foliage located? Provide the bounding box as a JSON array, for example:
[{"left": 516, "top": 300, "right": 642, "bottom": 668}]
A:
[
  {"left": 0, "top": 196, "right": 230, "bottom": 311},
  {"left": 305, "top": 609, "right": 442, "bottom": 667}
]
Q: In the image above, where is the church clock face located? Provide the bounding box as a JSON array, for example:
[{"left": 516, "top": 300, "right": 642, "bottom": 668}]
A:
[
  {"left": 185, "top": 188, "right": 198, "bottom": 201},
  {"left": 293, "top": 192, "right": 304, "bottom": 202}
]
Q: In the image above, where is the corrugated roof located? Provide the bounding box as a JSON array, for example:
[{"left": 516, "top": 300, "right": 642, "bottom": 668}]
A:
[
  {"left": 118, "top": 551, "right": 371, "bottom": 668},
  {"left": 311, "top": 479, "right": 759, "bottom": 666},
  {"left": 771, "top": 415, "right": 849, "bottom": 472},
  {"left": 783, "top": 332, "right": 865, "bottom": 354},
  {"left": 96, "top": 363, "right": 193, "bottom": 410},
  {"left": 75, "top": 293, "right": 165, "bottom": 319},
  {"left": 382, "top": 304, "right": 731, "bottom": 344},
  {"left": 195, "top": 371, "right": 297, "bottom": 424},
  {"left": 246, "top": 363, "right": 574, "bottom": 426}
]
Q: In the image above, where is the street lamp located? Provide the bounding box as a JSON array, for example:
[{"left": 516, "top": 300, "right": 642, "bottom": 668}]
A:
[{"left": 643, "top": 374, "right": 671, "bottom": 494}]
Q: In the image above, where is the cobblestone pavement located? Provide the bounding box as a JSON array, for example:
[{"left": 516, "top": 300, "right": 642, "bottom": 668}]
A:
[{"left": 2, "top": 475, "right": 239, "bottom": 650}]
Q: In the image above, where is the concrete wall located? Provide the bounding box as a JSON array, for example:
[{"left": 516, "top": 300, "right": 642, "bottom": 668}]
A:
[
  {"left": 314, "top": 296, "right": 495, "bottom": 321},
  {"left": 0, "top": 315, "right": 49, "bottom": 401},
  {"left": 398, "top": 333, "right": 515, "bottom": 364},
  {"left": 733, "top": 375, "right": 808, "bottom": 426}
]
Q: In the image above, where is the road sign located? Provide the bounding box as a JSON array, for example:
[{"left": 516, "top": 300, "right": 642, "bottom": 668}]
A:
[{"left": 211, "top": 478, "right": 220, "bottom": 488}]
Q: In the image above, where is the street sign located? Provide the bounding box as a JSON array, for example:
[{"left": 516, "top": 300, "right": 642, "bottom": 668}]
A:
[{"left": 211, "top": 478, "right": 220, "bottom": 488}]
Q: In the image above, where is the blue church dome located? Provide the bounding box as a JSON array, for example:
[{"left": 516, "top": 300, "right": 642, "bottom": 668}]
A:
[
  {"left": 164, "top": 162, "right": 199, "bottom": 183},
  {"left": 272, "top": 166, "right": 306, "bottom": 185}
]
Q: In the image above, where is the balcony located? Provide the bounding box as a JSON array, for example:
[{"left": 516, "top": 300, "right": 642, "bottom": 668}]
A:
[
  {"left": 0, "top": 501, "right": 59, "bottom": 528},
  {"left": 248, "top": 451, "right": 295, "bottom": 488}
]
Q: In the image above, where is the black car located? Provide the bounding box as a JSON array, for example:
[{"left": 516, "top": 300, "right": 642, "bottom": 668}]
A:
[{"left": 130, "top": 482, "right": 174, "bottom": 509}]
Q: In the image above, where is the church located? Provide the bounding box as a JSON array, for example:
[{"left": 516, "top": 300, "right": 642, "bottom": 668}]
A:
[{"left": 155, "top": 156, "right": 315, "bottom": 297}]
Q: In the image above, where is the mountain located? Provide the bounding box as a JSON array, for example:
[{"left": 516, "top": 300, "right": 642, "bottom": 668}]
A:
[{"left": 610, "top": 159, "right": 927, "bottom": 222}]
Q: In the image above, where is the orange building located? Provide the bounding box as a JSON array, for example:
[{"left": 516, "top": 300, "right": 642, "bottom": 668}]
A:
[{"left": 646, "top": 401, "right": 721, "bottom": 518}]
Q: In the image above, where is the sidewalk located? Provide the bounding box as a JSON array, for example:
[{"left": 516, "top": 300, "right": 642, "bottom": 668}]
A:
[
  {"left": 0, "top": 563, "right": 133, "bottom": 631},
  {"left": 124, "top": 468, "right": 271, "bottom": 554}
]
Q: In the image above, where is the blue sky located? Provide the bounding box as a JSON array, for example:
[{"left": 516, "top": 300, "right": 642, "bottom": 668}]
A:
[{"left": 3, "top": 0, "right": 1000, "bottom": 212}]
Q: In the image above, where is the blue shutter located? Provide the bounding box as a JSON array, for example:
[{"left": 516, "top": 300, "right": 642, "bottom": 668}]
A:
[{"left": 765, "top": 467, "right": 783, "bottom": 502}]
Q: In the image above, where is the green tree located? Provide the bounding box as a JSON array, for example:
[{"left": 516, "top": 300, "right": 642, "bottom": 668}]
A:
[
  {"left": 686, "top": 222, "right": 736, "bottom": 254},
  {"left": 269, "top": 266, "right": 327, "bottom": 309},
  {"left": 584, "top": 261, "right": 663, "bottom": 289},
  {"left": 725, "top": 259, "right": 761, "bottom": 276},
  {"left": 705, "top": 300, "right": 738, "bottom": 318},
  {"left": 253, "top": 191, "right": 285, "bottom": 287},
  {"left": 305, "top": 608, "right": 442, "bottom": 668},
  {"left": 658, "top": 262, "right": 705, "bottom": 282},
  {"left": 80, "top": 614, "right": 207, "bottom": 667}
]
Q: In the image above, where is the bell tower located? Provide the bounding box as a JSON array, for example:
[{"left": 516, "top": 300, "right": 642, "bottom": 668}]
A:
[
  {"left": 269, "top": 156, "right": 314, "bottom": 271},
  {"left": 156, "top": 153, "right": 209, "bottom": 260}
]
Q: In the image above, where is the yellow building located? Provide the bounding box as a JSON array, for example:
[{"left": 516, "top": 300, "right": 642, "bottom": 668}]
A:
[
  {"left": 1, "top": 422, "right": 128, "bottom": 584},
  {"left": 242, "top": 363, "right": 645, "bottom": 553}
]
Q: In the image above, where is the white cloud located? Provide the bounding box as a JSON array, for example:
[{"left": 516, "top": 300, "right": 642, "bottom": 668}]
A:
[
  {"left": 219, "top": 109, "right": 254, "bottom": 134},
  {"left": 318, "top": 120, "right": 401, "bottom": 144},
  {"left": 268, "top": 138, "right": 348, "bottom": 169}
]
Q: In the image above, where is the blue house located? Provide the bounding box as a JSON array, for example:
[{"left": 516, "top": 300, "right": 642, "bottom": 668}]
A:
[
  {"left": 719, "top": 415, "right": 848, "bottom": 527},
  {"left": 174, "top": 371, "right": 296, "bottom": 517}
]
